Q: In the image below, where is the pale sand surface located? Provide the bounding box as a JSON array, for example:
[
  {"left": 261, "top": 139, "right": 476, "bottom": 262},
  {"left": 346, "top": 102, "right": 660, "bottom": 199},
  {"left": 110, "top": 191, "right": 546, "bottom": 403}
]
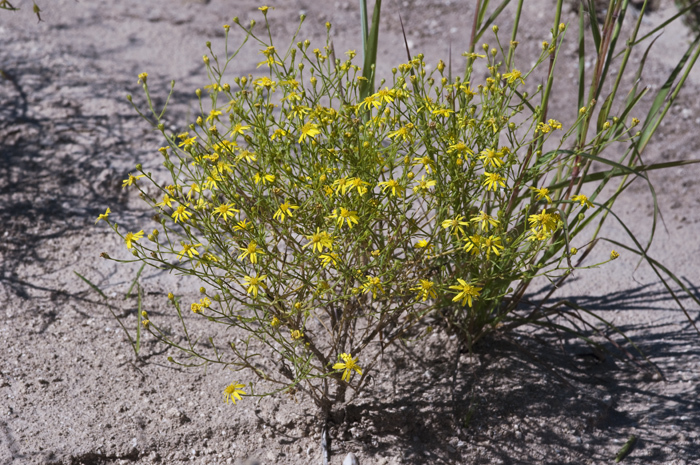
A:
[{"left": 1, "top": 1, "right": 700, "bottom": 463}]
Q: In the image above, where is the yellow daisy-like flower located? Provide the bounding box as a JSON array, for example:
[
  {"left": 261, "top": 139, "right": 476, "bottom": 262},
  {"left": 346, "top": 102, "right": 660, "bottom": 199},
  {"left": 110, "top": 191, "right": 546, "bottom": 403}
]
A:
[
  {"left": 157, "top": 194, "right": 174, "bottom": 209},
  {"left": 361, "top": 275, "right": 384, "bottom": 299},
  {"left": 483, "top": 172, "right": 506, "bottom": 191},
  {"left": 387, "top": 123, "right": 413, "bottom": 142},
  {"left": 303, "top": 228, "right": 334, "bottom": 253},
  {"left": 298, "top": 122, "right": 320, "bottom": 143},
  {"left": 471, "top": 211, "right": 499, "bottom": 231},
  {"left": 463, "top": 234, "right": 482, "bottom": 255},
  {"left": 243, "top": 273, "right": 267, "bottom": 298},
  {"left": 413, "top": 175, "right": 436, "bottom": 194},
  {"left": 528, "top": 208, "right": 560, "bottom": 233},
  {"left": 238, "top": 241, "right": 264, "bottom": 264},
  {"left": 411, "top": 156, "right": 435, "bottom": 174},
  {"left": 378, "top": 179, "right": 401, "bottom": 197},
  {"left": 441, "top": 215, "right": 469, "bottom": 237},
  {"left": 122, "top": 173, "right": 145, "bottom": 188},
  {"left": 502, "top": 68, "right": 525, "bottom": 85},
  {"left": 348, "top": 177, "right": 369, "bottom": 196},
  {"left": 124, "top": 230, "right": 144, "bottom": 249},
  {"left": 447, "top": 142, "right": 474, "bottom": 157},
  {"left": 254, "top": 172, "right": 275, "bottom": 185},
  {"left": 410, "top": 279, "right": 437, "bottom": 301},
  {"left": 333, "top": 353, "right": 363, "bottom": 382},
  {"left": 95, "top": 207, "right": 110, "bottom": 224},
  {"left": 478, "top": 148, "right": 504, "bottom": 168},
  {"left": 177, "top": 242, "right": 202, "bottom": 260},
  {"left": 480, "top": 235, "right": 504, "bottom": 258},
  {"left": 273, "top": 201, "right": 299, "bottom": 222},
  {"left": 231, "top": 122, "right": 250, "bottom": 135},
  {"left": 223, "top": 382, "right": 246, "bottom": 405},
  {"left": 530, "top": 186, "right": 552, "bottom": 203},
  {"left": 233, "top": 219, "right": 251, "bottom": 232},
  {"left": 290, "top": 329, "right": 305, "bottom": 340},
  {"left": 319, "top": 252, "right": 339, "bottom": 268},
  {"left": 571, "top": 194, "right": 594, "bottom": 209},
  {"left": 449, "top": 279, "right": 482, "bottom": 307},
  {"left": 213, "top": 203, "right": 239, "bottom": 221},
  {"left": 330, "top": 208, "right": 359, "bottom": 229},
  {"left": 171, "top": 204, "right": 192, "bottom": 223},
  {"left": 610, "top": 250, "right": 620, "bottom": 260}
]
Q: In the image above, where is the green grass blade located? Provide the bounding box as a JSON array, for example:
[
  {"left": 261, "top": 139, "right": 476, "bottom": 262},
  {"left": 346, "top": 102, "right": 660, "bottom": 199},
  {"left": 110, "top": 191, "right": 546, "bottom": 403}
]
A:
[
  {"left": 136, "top": 284, "right": 142, "bottom": 354},
  {"left": 475, "top": 0, "right": 512, "bottom": 41},
  {"left": 587, "top": 0, "right": 602, "bottom": 52},
  {"left": 360, "top": 0, "right": 382, "bottom": 100},
  {"left": 125, "top": 262, "right": 146, "bottom": 299},
  {"left": 636, "top": 34, "right": 700, "bottom": 153},
  {"left": 631, "top": 0, "right": 700, "bottom": 46},
  {"left": 74, "top": 271, "right": 108, "bottom": 299}
]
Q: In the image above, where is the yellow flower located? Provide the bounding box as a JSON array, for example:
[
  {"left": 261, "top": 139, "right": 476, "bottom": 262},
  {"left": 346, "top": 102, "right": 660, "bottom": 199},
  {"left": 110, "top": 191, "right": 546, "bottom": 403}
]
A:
[
  {"left": 124, "top": 230, "right": 144, "bottom": 249},
  {"left": 137, "top": 72, "right": 148, "bottom": 84},
  {"left": 223, "top": 382, "right": 246, "bottom": 404},
  {"left": 361, "top": 275, "right": 384, "bottom": 299},
  {"left": 206, "top": 109, "right": 222, "bottom": 123},
  {"left": 410, "top": 279, "right": 437, "bottom": 301},
  {"left": 319, "top": 252, "right": 339, "bottom": 268},
  {"left": 191, "top": 302, "right": 202, "bottom": 313},
  {"left": 95, "top": 207, "right": 110, "bottom": 224},
  {"left": 171, "top": 204, "right": 192, "bottom": 223},
  {"left": 231, "top": 123, "right": 250, "bottom": 135},
  {"left": 122, "top": 173, "right": 145, "bottom": 188},
  {"left": 411, "top": 156, "right": 435, "bottom": 174},
  {"left": 378, "top": 179, "right": 401, "bottom": 197},
  {"left": 254, "top": 172, "right": 275, "bottom": 185},
  {"left": 571, "top": 194, "right": 594, "bottom": 208},
  {"left": 330, "top": 208, "right": 359, "bottom": 229},
  {"left": 273, "top": 201, "right": 299, "bottom": 222},
  {"left": 157, "top": 194, "right": 174, "bottom": 209},
  {"left": 449, "top": 279, "right": 482, "bottom": 307},
  {"left": 303, "top": 228, "right": 334, "bottom": 253},
  {"left": 238, "top": 241, "right": 264, "bottom": 264},
  {"left": 413, "top": 175, "right": 436, "bottom": 194},
  {"left": 528, "top": 208, "right": 560, "bottom": 232},
  {"left": 177, "top": 242, "right": 202, "bottom": 260},
  {"left": 253, "top": 76, "right": 277, "bottom": 91},
  {"left": 387, "top": 123, "right": 413, "bottom": 142},
  {"left": 610, "top": 250, "right": 620, "bottom": 260},
  {"left": 447, "top": 142, "right": 473, "bottom": 157},
  {"left": 471, "top": 211, "right": 499, "bottom": 231},
  {"left": 233, "top": 218, "right": 251, "bottom": 231},
  {"left": 478, "top": 148, "right": 504, "bottom": 168},
  {"left": 502, "top": 68, "right": 525, "bottom": 85},
  {"left": 483, "top": 172, "right": 506, "bottom": 191},
  {"left": 527, "top": 228, "right": 551, "bottom": 242},
  {"left": 213, "top": 203, "right": 239, "bottom": 220},
  {"left": 348, "top": 177, "right": 369, "bottom": 195},
  {"left": 333, "top": 353, "right": 363, "bottom": 382},
  {"left": 530, "top": 186, "right": 552, "bottom": 203},
  {"left": 290, "top": 329, "right": 305, "bottom": 340},
  {"left": 177, "top": 134, "right": 197, "bottom": 148},
  {"left": 441, "top": 215, "right": 469, "bottom": 237},
  {"left": 270, "top": 317, "right": 281, "bottom": 328},
  {"left": 243, "top": 273, "right": 267, "bottom": 298},
  {"left": 333, "top": 177, "right": 351, "bottom": 196},
  {"left": 298, "top": 122, "right": 320, "bottom": 143},
  {"left": 480, "top": 235, "right": 504, "bottom": 258},
  {"left": 463, "top": 234, "right": 481, "bottom": 255}
]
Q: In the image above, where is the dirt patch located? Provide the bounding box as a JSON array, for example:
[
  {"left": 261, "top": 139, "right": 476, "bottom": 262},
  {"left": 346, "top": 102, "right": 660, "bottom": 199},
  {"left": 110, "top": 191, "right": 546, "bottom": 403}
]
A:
[{"left": 1, "top": 0, "right": 699, "bottom": 463}]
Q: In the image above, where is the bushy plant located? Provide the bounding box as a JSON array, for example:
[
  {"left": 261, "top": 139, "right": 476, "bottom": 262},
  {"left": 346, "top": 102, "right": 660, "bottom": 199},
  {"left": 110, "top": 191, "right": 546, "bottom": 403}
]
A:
[{"left": 95, "top": 0, "right": 700, "bottom": 459}]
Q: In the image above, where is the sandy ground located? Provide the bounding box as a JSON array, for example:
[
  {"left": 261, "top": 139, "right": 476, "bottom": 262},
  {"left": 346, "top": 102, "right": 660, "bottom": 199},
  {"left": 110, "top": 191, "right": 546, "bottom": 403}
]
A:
[{"left": 1, "top": 0, "right": 700, "bottom": 464}]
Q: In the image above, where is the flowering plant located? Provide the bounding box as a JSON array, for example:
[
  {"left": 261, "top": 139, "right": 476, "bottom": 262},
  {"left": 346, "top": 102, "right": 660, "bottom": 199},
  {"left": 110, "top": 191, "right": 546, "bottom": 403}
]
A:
[{"left": 96, "top": 2, "right": 700, "bottom": 456}]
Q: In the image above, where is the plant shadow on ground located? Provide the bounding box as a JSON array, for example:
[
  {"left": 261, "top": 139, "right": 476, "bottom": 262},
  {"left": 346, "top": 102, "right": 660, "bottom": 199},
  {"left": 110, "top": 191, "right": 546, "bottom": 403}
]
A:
[
  {"left": 315, "top": 282, "right": 700, "bottom": 464},
  {"left": 0, "top": 54, "right": 194, "bottom": 304}
]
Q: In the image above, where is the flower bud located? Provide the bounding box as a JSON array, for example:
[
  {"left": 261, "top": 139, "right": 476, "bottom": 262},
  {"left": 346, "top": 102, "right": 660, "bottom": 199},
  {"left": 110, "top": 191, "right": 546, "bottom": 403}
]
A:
[
  {"left": 196, "top": 116, "right": 203, "bottom": 126},
  {"left": 157, "top": 123, "right": 165, "bottom": 131},
  {"left": 195, "top": 88, "right": 202, "bottom": 98},
  {"left": 168, "top": 292, "right": 174, "bottom": 300},
  {"left": 203, "top": 55, "right": 210, "bottom": 65},
  {"left": 492, "top": 25, "right": 499, "bottom": 33},
  {"left": 610, "top": 250, "right": 620, "bottom": 260}
]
